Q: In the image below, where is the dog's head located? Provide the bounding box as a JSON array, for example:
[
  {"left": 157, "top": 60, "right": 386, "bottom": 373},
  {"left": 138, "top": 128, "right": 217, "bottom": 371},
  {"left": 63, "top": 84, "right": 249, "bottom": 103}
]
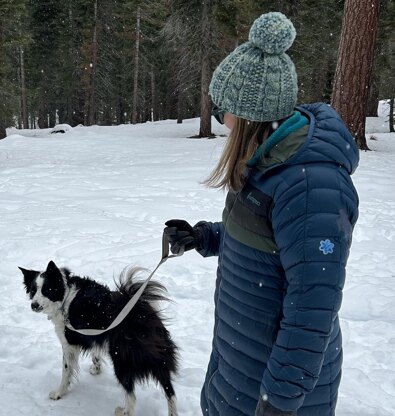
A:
[{"left": 19, "top": 261, "right": 66, "bottom": 314}]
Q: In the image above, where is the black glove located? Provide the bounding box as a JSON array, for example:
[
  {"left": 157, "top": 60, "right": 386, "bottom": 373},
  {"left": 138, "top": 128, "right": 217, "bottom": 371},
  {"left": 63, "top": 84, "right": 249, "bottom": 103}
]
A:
[
  {"left": 255, "top": 397, "right": 297, "bottom": 416},
  {"left": 164, "top": 219, "right": 202, "bottom": 255}
]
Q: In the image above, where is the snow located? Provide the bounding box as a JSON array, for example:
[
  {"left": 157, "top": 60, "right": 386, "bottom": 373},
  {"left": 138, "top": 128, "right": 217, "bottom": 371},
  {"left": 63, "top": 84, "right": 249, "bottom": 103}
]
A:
[
  {"left": 1, "top": 117, "right": 394, "bottom": 416},
  {"left": 377, "top": 99, "right": 392, "bottom": 119}
]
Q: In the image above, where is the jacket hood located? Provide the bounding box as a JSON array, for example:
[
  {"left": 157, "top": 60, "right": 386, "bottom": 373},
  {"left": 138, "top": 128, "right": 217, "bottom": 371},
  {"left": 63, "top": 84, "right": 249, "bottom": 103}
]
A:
[{"left": 289, "top": 103, "right": 359, "bottom": 174}]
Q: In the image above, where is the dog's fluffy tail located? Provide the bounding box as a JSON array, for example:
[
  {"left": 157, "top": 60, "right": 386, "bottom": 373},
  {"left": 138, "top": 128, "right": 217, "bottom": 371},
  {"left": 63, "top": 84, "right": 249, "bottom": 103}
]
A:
[{"left": 116, "top": 266, "right": 169, "bottom": 304}]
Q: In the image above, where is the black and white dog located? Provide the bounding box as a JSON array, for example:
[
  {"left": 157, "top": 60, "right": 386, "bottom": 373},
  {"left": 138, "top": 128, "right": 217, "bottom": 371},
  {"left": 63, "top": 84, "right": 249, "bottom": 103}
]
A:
[{"left": 20, "top": 261, "right": 178, "bottom": 416}]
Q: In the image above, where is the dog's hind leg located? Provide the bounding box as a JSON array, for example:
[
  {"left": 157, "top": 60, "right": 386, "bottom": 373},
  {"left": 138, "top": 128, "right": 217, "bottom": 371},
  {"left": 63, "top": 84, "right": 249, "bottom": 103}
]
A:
[
  {"left": 49, "top": 344, "right": 79, "bottom": 400},
  {"left": 154, "top": 369, "right": 178, "bottom": 416},
  {"left": 89, "top": 353, "right": 102, "bottom": 375},
  {"left": 111, "top": 348, "right": 136, "bottom": 416},
  {"left": 115, "top": 391, "right": 136, "bottom": 416}
]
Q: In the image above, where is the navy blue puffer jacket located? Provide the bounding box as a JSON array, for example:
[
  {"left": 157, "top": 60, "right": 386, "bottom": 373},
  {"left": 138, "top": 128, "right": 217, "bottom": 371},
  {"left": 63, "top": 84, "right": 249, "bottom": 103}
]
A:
[{"left": 198, "top": 103, "right": 359, "bottom": 416}]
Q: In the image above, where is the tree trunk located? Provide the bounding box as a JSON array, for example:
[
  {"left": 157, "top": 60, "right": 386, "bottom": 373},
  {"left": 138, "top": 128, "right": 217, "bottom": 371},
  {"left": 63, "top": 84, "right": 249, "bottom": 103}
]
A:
[
  {"left": 132, "top": 7, "right": 141, "bottom": 125},
  {"left": 366, "top": 73, "right": 380, "bottom": 117},
  {"left": 150, "top": 70, "right": 156, "bottom": 122},
  {"left": 331, "top": 0, "right": 380, "bottom": 150},
  {"left": 87, "top": 0, "right": 98, "bottom": 125},
  {"left": 177, "top": 87, "right": 184, "bottom": 124},
  {"left": 366, "top": 0, "right": 388, "bottom": 117},
  {"left": 390, "top": 98, "right": 394, "bottom": 133},
  {"left": 103, "top": 97, "right": 112, "bottom": 125},
  {"left": 38, "top": 93, "right": 48, "bottom": 128},
  {"left": 199, "top": 0, "right": 213, "bottom": 138},
  {"left": 49, "top": 109, "right": 56, "bottom": 127},
  {"left": 0, "top": 119, "right": 6, "bottom": 139},
  {"left": 20, "top": 47, "right": 28, "bottom": 129}
]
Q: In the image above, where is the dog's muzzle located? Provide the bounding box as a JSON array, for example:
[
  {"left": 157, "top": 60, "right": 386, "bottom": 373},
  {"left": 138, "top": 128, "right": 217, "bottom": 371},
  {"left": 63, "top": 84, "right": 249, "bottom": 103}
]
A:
[{"left": 31, "top": 302, "right": 43, "bottom": 312}]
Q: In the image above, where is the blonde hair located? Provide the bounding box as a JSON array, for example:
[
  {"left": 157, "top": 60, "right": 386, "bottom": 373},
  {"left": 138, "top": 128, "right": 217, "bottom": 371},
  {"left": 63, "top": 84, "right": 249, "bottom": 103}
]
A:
[{"left": 204, "top": 118, "right": 272, "bottom": 192}]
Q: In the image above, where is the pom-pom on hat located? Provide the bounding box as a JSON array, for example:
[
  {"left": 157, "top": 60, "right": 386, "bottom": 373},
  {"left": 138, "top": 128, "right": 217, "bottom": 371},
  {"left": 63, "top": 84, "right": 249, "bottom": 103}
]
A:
[{"left": 209, "top": 12, "right": 298, "bottom": 122}]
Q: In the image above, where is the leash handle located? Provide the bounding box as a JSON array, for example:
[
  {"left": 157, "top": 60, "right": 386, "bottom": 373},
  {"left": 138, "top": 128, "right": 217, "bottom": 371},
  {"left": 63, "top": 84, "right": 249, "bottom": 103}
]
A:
[
  {"left": 66, "top": 232, "right": 183, "bottom": 336},
  {"left": 161, "top": 231, "right": 185, "bottom": 261}
]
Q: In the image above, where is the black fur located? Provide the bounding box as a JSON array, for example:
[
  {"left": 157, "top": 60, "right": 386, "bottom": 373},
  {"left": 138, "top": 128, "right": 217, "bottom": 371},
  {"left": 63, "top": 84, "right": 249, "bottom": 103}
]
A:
[
  {"left": 20, "top": 261, "right": 178, "bottom": 415},
  {"left": 19, "top": 267, "right": 39, "bottom": 296},
  {"left": 65, "top": 270, "right": 179, "bottom": 388}
]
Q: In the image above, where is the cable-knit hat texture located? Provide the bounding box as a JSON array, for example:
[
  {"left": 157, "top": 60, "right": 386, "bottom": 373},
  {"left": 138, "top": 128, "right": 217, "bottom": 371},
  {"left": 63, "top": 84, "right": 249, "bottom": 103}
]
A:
[{"left": 209, "top": 12, "right": 298, "bottom": 122}]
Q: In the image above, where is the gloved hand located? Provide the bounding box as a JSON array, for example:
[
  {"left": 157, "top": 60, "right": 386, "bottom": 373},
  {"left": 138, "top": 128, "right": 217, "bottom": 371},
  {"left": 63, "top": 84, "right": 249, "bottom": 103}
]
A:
[
  {"left": 164, "top": 219, "right": 202, "bottom": 255},
  {"left": 255, "top": 396, "right": 297, "bottom": 416}
]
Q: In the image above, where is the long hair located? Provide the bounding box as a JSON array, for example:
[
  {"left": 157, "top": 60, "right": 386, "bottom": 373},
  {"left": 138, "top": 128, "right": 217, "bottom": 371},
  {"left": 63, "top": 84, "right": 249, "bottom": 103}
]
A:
[{"left": 204, "top": 117, "right": 273, "bottom": 192}]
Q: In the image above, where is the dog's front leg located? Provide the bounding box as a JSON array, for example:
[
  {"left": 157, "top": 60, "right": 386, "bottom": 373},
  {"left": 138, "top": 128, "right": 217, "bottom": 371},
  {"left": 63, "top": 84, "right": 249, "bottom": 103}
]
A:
[{"left": 49, "top": 344, "right": 79, "bottom": 400}]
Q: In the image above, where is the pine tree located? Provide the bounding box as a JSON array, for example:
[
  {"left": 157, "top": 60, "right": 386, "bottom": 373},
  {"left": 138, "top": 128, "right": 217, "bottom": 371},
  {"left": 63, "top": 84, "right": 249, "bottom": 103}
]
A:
[
  {"left": 163, "top": 0, "right": 238, "bottom": 136},
  {"left": 27, "top": 0, "right": 67, "bottom": 128},
  {"left": 366, "top": 0, "right": 395, "bottom": 116},
  {"left": 377, "top": 0, "right": 395, "bottom": 115},
  {"left": 1, "top": 1, "right": 390, "bottom": 133},
  {"left": 0, "top": 0, "right": 29, "bottom": 135},
  {"left": 332, "top": 0, "right": 381, "bottom": 150},
  {"left": 163, "top": 0, "right": 205, "bottom": 126}
]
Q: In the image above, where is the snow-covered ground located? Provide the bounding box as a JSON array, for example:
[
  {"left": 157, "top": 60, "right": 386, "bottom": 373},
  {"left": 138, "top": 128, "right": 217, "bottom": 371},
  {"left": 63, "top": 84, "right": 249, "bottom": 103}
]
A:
[{"left": 0, "top": 116, "right": 394, "bottom": 416}]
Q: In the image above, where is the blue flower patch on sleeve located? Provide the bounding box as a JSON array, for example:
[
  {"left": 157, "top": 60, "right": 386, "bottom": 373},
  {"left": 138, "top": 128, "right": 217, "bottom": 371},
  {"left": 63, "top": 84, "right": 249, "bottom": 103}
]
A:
[{"left": 319, "top": 239, "right": 334, "bottom": 255}]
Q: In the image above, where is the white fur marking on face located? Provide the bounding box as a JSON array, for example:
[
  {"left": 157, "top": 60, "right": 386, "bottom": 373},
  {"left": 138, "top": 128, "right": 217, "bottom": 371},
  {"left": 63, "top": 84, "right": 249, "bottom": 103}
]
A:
[
  {"left": 32, "top": 270, "right": 76, "bottom": 320},
  {"left": 31, "top": 275, "right": 59, "bottom": 314}
]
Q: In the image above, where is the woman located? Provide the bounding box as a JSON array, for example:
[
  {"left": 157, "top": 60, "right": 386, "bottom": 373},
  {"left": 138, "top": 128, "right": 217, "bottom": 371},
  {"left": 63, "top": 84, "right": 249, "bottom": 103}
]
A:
[{"left": 164, "top": 12, "right": 359, "bottom": 416}]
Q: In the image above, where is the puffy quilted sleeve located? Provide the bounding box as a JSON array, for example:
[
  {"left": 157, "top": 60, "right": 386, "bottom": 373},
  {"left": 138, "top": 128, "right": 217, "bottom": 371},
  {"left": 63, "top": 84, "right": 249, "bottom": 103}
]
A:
[
  {"left": 260, "top": 163, "right": 358, "bottom": 411},
  {"left": 195, "top": 221, "right": 224, "bottom": 257}
]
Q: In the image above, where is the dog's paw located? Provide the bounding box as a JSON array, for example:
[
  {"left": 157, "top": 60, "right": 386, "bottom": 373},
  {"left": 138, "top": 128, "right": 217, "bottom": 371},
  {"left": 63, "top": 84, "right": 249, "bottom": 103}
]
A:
[
  {"left": 115, "top": 406, "right": 134, "bottom": 416},
  {"left": 89, "top": 363, "right": 102, "bottom": 375},
  {"left": 90, "top": 355, "right": 102, "bottom": 375},
  {"left": 49, "top": 390, "right": 65, "bottom": 400}
]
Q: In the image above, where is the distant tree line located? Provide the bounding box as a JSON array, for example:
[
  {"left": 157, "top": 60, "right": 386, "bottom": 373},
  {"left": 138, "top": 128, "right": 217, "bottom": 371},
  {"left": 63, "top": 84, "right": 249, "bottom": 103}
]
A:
[{"left": 0, "top": 0, "right": 393, "bottom": 140}]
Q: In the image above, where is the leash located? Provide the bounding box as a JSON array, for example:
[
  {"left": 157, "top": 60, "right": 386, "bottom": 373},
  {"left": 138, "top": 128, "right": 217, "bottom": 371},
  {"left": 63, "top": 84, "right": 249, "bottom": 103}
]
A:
[{"left": 65, "top": 233, "right": 183, "bottom": 336}]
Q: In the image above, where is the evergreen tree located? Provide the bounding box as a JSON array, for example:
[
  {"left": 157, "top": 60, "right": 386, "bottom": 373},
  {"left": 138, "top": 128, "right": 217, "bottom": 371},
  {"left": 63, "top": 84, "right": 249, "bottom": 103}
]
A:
[
  {"left": 0, "top": 0, "right": 29, "bottom": 135},
  {"left": 163, "top": 0, "right": 206, "bottom": 126},
  {"left": 0, "top": 1, "right": 391, "bottom": 132},
  {"left": 27, "top": 0, "right": 69, "bottom": 128},
  {"left": 377, "top": 0, "right": 395, "bottom": 107},
  {"left": 332, "top": 0, "right": 381, "bottom": 150}
]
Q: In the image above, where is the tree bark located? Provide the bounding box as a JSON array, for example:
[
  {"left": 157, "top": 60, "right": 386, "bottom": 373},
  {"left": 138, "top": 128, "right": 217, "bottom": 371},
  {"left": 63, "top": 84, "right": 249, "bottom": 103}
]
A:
[
  {"left": 177, "top": 89, "right": 184, "bottom": 124},
  {"left": 366, "top": 0, "right": 388, "bottom": 116},
  {"left": 390, "top": 98, "right": 394, "bottom": 133},
  {"left": 132, "top": 7, "right": 141, "bottom": 125},
  {"left": 87, "top": 0, "right": 98, "bottom": 125},
  {"left": 150, "top": 70, "right": 156, "bottom": 122},
  {"left": 0, "top": 119, "right": 6, "bottom": 139},
  {"left": 331, "top": 0, "right": 381, "bottom": 150},
  {"left": 199, "top": 0, "right": 213, "bottom": 138},
  {"left": 366, "top": 72, "right": 380, "bottom": 117},
  {"left": 20, "top": 47, "right": 29, "bottom": 129},
  {"left": 38, "top": 89, "right": 48, "bottom": 129}
]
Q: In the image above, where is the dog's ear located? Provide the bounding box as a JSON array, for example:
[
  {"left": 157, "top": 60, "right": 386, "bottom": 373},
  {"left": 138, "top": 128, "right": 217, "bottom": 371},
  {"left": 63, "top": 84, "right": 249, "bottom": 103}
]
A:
[
  {"left": 45, "top": 261, "right": 66, "bottom": 301},
  {"left": 46, "top": 260, "right": 61, "bottom": 277},
  {"left": 19, "top": 267, "right": 39, "bottom": 293}
]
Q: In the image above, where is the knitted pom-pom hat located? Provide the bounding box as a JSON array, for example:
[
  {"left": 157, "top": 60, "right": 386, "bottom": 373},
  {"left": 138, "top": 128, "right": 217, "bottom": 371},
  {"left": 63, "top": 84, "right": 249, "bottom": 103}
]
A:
[{"left": 209, "top": 12, "right": 298, "bottom": 122}]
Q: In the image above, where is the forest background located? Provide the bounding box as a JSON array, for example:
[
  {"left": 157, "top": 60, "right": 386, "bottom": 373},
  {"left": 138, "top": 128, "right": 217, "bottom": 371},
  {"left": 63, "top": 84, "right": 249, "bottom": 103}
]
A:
[{"left": 0, "top": 0, "right": 394, "bottom": 135}]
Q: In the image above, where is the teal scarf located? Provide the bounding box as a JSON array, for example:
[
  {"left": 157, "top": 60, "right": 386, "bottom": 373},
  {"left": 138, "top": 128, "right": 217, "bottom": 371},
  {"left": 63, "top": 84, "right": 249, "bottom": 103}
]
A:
[{"left": 247, "top": 111, "right": 309, "bottom": 167}]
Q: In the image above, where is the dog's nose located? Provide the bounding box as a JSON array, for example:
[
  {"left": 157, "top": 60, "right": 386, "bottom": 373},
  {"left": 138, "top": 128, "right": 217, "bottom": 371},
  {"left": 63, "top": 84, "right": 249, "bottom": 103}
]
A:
[{"left": 31, "top": 302, "right": 43, "bottom": 312}]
